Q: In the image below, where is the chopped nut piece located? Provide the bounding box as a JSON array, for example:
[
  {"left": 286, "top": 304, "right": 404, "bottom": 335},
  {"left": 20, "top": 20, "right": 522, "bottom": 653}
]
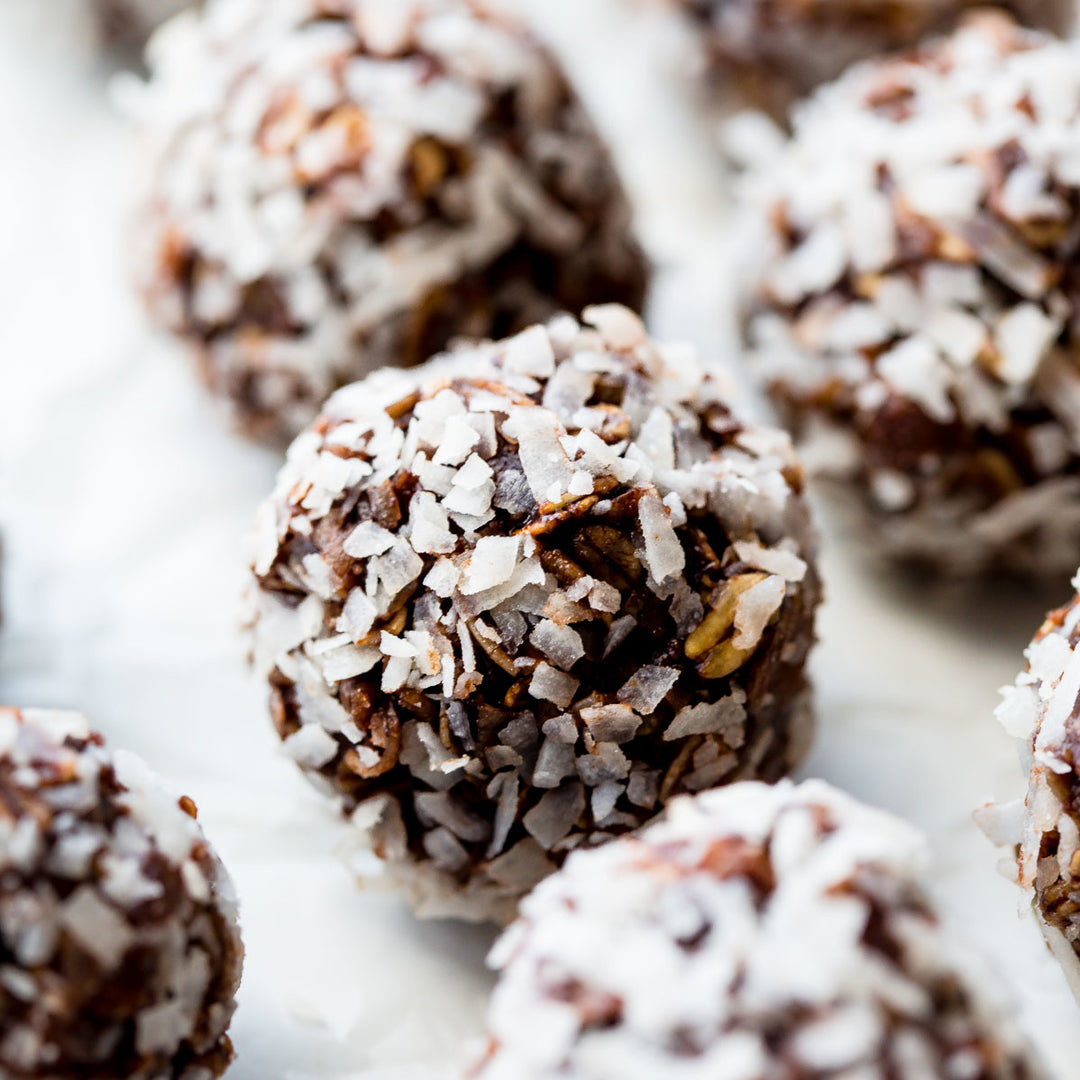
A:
[{"left": 685, "top": 573, "right": 768, "bottom": 659}]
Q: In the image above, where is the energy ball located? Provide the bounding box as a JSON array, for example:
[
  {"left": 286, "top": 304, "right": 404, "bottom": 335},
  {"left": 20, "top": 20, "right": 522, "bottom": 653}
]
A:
[
  {"left": 739, "top": 13, "right": 1080, "bottom": 576},
  {"left": 246, "top": 306, "right": 820, "bottom": 922},
  {"left": 474, "top": 779, "right": 1044, "bottom": 1080},
  {"left": 981, "top": 577, "right": 1080, "bottom": 998},
  {"left": 663, "top": 0, "right": 1069, "bottom": 105},
  {"left": 131, "top": 0, "right": 649, "bottom": 443},
  {"left": 0, "top": 708, "right": 243, "bottom": 1080}
]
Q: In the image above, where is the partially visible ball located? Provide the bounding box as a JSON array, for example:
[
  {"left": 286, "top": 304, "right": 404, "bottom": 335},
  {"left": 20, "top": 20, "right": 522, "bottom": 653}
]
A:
[
  {"left": 93, "top": 0, "right": 190, "bottom": 53},
  {"left": 132, "top": 0, "right": 649, "bottom": 442},
  {"left": 0, "top": 707, "right": 243, "bottom": 1080},
  {"left": 246, "top": 306, "right": 820, "bottom": 923},
  {"left": 475, "top": 779, "right": 1044, "bottom": 1080},
  {"left": 740, "top": 13, "right": 1080, "bottom": 575},
  {"left": 982, "top": 577, "right": 1080, "bottom": 999},
  {"left": 661, "top": 0, "right": 1070, "bottom": 107}
]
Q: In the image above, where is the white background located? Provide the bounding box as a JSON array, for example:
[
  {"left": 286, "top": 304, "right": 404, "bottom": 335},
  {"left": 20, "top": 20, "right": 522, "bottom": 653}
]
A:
[{"left": 0, "top": 1, "right": 1078, "bottom": 1076}]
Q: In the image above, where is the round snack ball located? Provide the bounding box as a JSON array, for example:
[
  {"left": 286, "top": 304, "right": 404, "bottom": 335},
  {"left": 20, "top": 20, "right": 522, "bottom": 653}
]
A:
[
  {"left": 474, "top": 779, "right": 1043, "bottom": 1080},
  {"left": 980, "top": 575, "right": 1080, "bottom": 999},
  {"left": 0, "top": 707, "right": 243, "bottom": 1080},
  {"left": 131, "top": 0, "right": 649, "bottom": 443},
  {"left": 739, "top": 13, "right": 1080, "bottom": 576},
  {"left": 246, "top": 306, "right": 820, "bottom": 923},
  {"left": 662, "top": 0, "right": 1069, "bottom": 106}
]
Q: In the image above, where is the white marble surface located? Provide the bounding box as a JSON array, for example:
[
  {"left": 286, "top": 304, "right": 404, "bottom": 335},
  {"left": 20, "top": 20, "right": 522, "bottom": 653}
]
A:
[{"left": 0, "top": 1, "right": 1078, "bottom": 1077}]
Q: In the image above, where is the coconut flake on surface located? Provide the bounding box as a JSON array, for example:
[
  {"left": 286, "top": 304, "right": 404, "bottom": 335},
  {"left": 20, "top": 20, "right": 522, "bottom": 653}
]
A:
[
  {"left": 665, "top": 690, "right": 747, "bottom": 742},
  {"left": 529, "top": 663, "right": 580, "bottom": 710},
  {"left": 875, "top": 338, "right": 953, "bottom": 424},
  {"left": 733, "top": 575, "right": 786, "bottom": 649},
  {"left": 992, "top": 304, "right": 1060, "bottom": 386},
  {"left": 460, "top": 536, "right": 520, "bottom": 596},
  {"left": 733, "top": 540, "right": 807, "bottom": 582},
  {"left": 343, "top": 520, "right": 396, "bottom": 559},
  {"left": 408, "top": 490, "right": 457, "bottom": 555},
  {"left": 583, "top": 303, "right": 647, "bottom": 350},
  {"left": 284, "top": 725, "right": 340, "bottom": 768},
  {"left": 503, "top": 324, "right": 556, "bottom": 377},
  {"left": 503, "top": 407, "right": 575, "bottom": 505},
  {"left": 523, "top": 783, "right": 586, "bottom": 850},
  {"left": 336, "top": 587, "right": 378, "bottom": 641},
  {"left": 579, "top": 704, "right": 642, "bottom": 744},
  {"left": 530, "top": 620, "right": 585, "bottom": 670},
  {"left": 638, "top": 491, "right": 685, "bottom": 584},
  {"left": 616, "top": 666, "right": 679, "bottom": 715}
]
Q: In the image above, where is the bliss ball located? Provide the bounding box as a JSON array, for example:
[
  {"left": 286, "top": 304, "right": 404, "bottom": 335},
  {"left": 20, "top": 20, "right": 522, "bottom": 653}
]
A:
[
  {"left": 0, "top": 708, "right": 243, "bottom": 1080},
  {"left": 246, "top": 306, "right": 820, "bottom": 923},
  {"left": 474, "top": 779, "right": 1043, "bottom": 1080},
  {"left": 130, "top": 0, "right": 649, "bottom": 443},
  {"left": 664, "top": 0, "right": 1069, "bottom": 105},
  {"left": 738, "top": 13, "right": 1080, "bottom": 576},
  {"left": 981, "top": 577, "right": 1080, "bottom": 997}
]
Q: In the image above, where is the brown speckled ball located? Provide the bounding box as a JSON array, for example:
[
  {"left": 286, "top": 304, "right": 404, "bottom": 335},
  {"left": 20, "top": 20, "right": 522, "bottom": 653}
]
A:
[
  {"left": 662, "top": 0, "right": 1071, "bottom": 107},
  {"left": 130, "top": 0, "right": 649, "bottom": 442},
  {"left": 476, "top": 780, "right": 1045, "bottom": 1080},
  {"left": 740, "top": 14, "right": 1080, "bottom": 575},
  {"left": 246, "top": 307, "right": 820, "bottom": 922},
  {"left": 0, "top": 708, "right": 243, "bottom": 1080},
  {"left": 981, "top": 576, "right": 1080, "bottom": 1001}
]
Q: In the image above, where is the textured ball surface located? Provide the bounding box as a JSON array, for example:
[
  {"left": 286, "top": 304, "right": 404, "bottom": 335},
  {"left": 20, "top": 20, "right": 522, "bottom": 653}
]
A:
[
  {"left": 132, "top": 0, "right": 648, "bottom": 442},
  {"left": 0, "top": 708, "right": 243, "bottom": 1080},
  {"left": 475, "top": 779, "right": 1043, "bottom": 1080},
  {"left": 740, "top": 14, "right": 1080, "bottom": 575},
  {"left": 668, "top": 0, "right": 1068, "bottom": 103},
  {"left": 983, "top": 577, "right": 1080, "bottom": 1000},
  {"left": 247, "top": 306, "right": 820, "bottom": 922}
]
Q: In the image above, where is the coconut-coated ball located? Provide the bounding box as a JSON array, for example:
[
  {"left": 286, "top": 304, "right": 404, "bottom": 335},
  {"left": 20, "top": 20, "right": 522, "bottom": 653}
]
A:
[
  {"left": 130, "top": 0, "right": 649, "bottom": 442},
  {"left": 740, "top": 13, "right": 1080, "bottom": 575},
  {"left": 0, "top": 708, "right": 243, "bottom": 1080},
  {"left": 475, "top": 779, "right": 1044, "bottom": 1080},
  {"left": 246, "top": 306, "right": 820, "bottom": 922},
  {"left": 981, "top": 574, "right": 1080, "bottom": 1001},
  {"left": 663, "top": 0, "right": 1070, "bottom": 106}
]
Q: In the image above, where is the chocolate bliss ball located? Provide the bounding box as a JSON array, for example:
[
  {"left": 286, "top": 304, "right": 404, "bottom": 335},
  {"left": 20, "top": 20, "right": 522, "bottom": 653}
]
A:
[
  {"left": 0, "top": 708, "right": 243, "bottom": 1080},
  {"left": 131, "top": 0, "right": 649, "bottom": 442},
  {"left": 246, "top": 306, "right": 820, "bottom": 922}
]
